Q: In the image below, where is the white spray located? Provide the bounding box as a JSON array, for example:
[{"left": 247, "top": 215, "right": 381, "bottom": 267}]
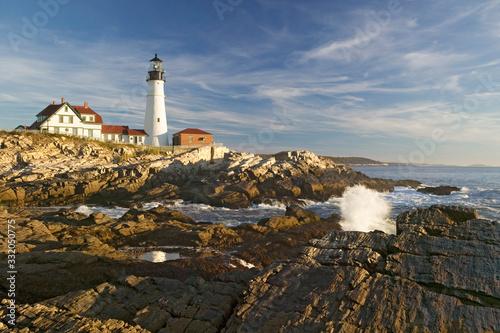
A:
[{"left": 339, "top": 185, "right": 395, "bottom": 234}]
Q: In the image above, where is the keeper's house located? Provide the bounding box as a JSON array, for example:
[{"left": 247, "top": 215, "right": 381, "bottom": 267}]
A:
[
  {"left": 29, "top": 98, "right": 103, "bottom": 138},
  {"left": 28, "top": 98, "right": 147, "bottom": 145},
  {"left": 172, "top": 128, "right": 213, "bottom": 146}
]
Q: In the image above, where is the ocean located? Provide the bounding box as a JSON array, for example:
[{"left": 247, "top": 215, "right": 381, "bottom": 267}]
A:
[
  {"left": 76, "top": 166, "right": 500, "bottom": 233},
  {"left": 352, "top": 165, "right": 500, "bottom": 221}
]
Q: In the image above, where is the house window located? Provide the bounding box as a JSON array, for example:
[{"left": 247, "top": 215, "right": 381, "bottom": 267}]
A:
[
  {"left": 54, "top": 127, "right": 59, "bottom": 133},
  {"left": 69, "top": 116, "right": 73, "bottom": 124},
  {"left": 111, "top": 134, "right": 115, "bottom": 140},
  {"left": 188, "top": 136, "right": 193, "bottom": 144},
  {"left": 82, "top": 116, "right": 86, "bottom": 121},
  {"left": 59, "top": 115, "right": 64, "bottom": 123},
  {"left": 89, "top": 116, "right": 94, "bottom": 122},
  {"left": 88, "top": 129, "right": 93, "bottom": 137},
  {"left": 73, "top": 128, "right": 78, "bottom": 135}
]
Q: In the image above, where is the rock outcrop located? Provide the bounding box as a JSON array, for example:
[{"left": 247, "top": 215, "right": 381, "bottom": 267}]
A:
[
  {"left": 3, "top": 271, "right": 257, "bottom": 333},
  {"left": 0, "top": 203, "right": 341, "bottom": 304},
  {"left": 2, "top": 205, "right": 498, "bottom": 332},
  {"left": 417, "top": 185, "right": 461, "bottom": 195},
  {"left": 0, "top": 132, "right": 394, "bottom": 208},
  {"left": 224, "top": 205, "right": 499, "bottom": 332}
]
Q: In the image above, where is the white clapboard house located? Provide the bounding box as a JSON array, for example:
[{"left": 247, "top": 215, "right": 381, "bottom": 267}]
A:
[{"left": 28, "top": 98, "right": 147, "bottom": 144}]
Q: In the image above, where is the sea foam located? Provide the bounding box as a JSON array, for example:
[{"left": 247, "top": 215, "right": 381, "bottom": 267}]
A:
[{"left": 339, "top": 185, "right": 395, "bottom": 234}]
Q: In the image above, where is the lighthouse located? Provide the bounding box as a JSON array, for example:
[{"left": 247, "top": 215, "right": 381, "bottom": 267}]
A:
[{"left": 144, "top": 54, "right": 168, "bottom": 146}]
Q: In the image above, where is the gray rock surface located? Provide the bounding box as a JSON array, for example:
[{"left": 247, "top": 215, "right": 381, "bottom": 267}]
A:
[
  {"left": 2, "top": 205, "right": 498, "bottom": 332},
  {"left": 417, "top": 185, "right": 462, "bottom": 195},
  {"left": 2, "top": 270, "right": 257, "bottom": 333},
  {"left": 223, "top": 205, "right": 499, "bottom": 332}
]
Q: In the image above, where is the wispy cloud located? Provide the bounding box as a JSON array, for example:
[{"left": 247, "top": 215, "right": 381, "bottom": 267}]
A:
[{"left": 1, "top": 1, "right": 500, "bottom": 164}]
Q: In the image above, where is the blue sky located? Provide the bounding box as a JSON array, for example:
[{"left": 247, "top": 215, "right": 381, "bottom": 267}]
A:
[{"left": 1, "top": 0, "right": 500, "bottom": 166}]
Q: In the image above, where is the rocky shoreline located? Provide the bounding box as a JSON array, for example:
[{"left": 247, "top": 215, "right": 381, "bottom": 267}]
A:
[
  {"left": 1, "top": 204, "right": 498, "bottom": 332},
  {"left": 0, "top": 132, "right": 498, "bottom": 332},
  {"left": 0, "top": 132, "right": 419, "bottom": 209}
]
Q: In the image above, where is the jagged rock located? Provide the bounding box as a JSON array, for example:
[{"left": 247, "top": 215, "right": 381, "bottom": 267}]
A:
[
  {"left": 83, "top": 212, "right": 113, "bottom": 225},
  {"left": 321, "top": 212, "right": 341, "bottom": 224},
  {"left": 257, "top": 216, "right": 300, "bottom": 230},
  {"left": 396, "top": 204, "right": 479, "bottom": 235},
  {"left": 120, "top": 205, "right": 194, "bottom": 224},
  {"left": 214, "top": 191, "right": 251, "bottom": 209},
  {"left": 0, "top": 132, "right": 396, "bottom": 208},
  {"left": 224, "top": 205, "right": 500, "bottom": 332},
  {"left": 225, "top": 181, "right": 260, "bottom": 199},
  {"left": 295, "top": 173, "right": 325, "bottom": 199},
  {"left": 5, "top": 271, "right": 257, "bottom": 333},
  {"left": 4, "top": 196, "right": 497, "bottom": 333},
  {"left": 417, "top": 185, "right": 461, "bottom": 195},
  {"left": 0, "top": 218, "right": 58, "bottom": 254},
  {"left": 285, "top": 205, "right": 321, "bottom": 224},
  {"left": 389, "top": 179, "right": 422, "bottom": 188}
]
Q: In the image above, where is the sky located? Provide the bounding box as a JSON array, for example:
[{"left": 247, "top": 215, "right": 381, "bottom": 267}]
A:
[{"left": 1, "top": 0, "right": 500, "bottom": 166}]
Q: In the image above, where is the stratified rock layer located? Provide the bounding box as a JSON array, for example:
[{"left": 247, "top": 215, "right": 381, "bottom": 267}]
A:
[
  {"left": 224, "top": 205, "right": 499, "bottom": 332},
  {"left": 2, "top": 205, "right": 498, "bottom": 332}
]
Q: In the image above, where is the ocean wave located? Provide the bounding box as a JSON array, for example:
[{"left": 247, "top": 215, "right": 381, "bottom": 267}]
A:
[
  {"left": 72, "top": 180, "right": 500, "bottom": 228},
  {"left": 74, "top": 205, "right": 129, "bottom": 219},
  {"left": 253, "top": 201, "right": 288, "bottom": 210}
]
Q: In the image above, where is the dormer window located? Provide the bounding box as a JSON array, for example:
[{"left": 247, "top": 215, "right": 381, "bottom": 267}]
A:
[{"left": 82, "top": 116, "right": 86, "bottom": 121}]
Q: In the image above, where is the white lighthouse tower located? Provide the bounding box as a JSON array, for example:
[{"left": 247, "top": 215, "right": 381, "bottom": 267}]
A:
[{"left": 144, "top": 54, "right": 168, "bottom": 146}]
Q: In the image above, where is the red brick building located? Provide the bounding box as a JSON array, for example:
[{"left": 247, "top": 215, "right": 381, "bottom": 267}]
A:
[{"left": 172, "top": 128, "right": 213, "bottom": 146}]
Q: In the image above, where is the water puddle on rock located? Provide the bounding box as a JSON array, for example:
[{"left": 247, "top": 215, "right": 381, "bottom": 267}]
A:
[
  {"left": 141, "top": 251, "right": 180, "bottom": 262},
  {"left": 118, "top": 246, "right": 256, "bottom": 268},
  {"left": 118, "top": 246, "right": 221, "bottom": 263}
]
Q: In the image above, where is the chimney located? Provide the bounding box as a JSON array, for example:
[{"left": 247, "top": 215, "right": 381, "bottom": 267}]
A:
[
  {"left": 61, "top": 97, "right": 65, "bottom": 103},
  {"left": 53, "top": 101, "right": 56, "bottom": 105},
  {"left": 84, "top": 102, "right": 88, "bottom": 108}
]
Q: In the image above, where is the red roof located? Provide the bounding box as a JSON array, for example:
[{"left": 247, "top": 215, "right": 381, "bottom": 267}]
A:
[
  {"left": 72, "top": 106, "right": 103, "bottom": 124},
  {"left": 31, "top": 101, "right": 147, "bottom": 136},
  {"left": 102, "top": 125, "right": 128, "bottom": 134},
  {"left": 173, "top": 128, "right": 212, "bottom": 136},
  {"left": 127, "top": 129, "right": 148, "bottom": 136},
  {"left": 33, "top": 102, "right": 103, "bottom": 124},
  {"left": 102, "top": 125, "right": 148, "bottom": 136}
]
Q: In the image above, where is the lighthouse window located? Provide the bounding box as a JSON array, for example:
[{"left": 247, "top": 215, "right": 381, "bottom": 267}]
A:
[{"left": 157, "top": 118, "right": 160, "bottom": 122}]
